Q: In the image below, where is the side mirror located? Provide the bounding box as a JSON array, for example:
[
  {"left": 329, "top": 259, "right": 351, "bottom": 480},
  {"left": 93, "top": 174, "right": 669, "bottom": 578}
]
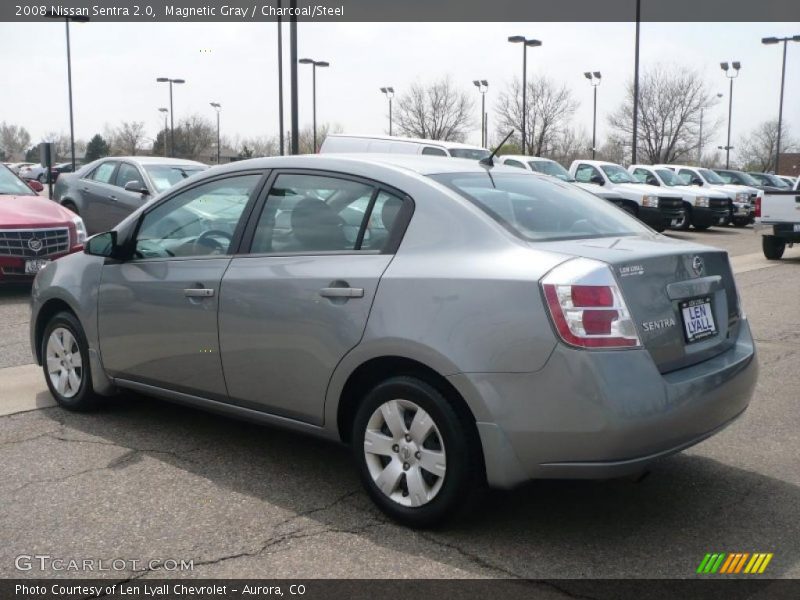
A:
[
  {"left": 124, "top": 181, "right": 150, "bottom": 195},
  {"left": 590, "top": 175, "right": 605, "bottom": 186},
  {"left": 84, "top": 231, "right": 118, "bottom": 258},
  {"left": 28, "top": 180, "right": 44, "bottom": 192},
  {"left": 691, "top": 178, "right": 703, "bottom": 186}
]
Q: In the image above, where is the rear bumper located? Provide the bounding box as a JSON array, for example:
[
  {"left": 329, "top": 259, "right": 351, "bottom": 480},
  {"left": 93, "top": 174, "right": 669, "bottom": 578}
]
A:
[
  {"left": 451, "top": 319, "right": 757, "bottom": 488},
  {"left": 754, "top": 222, "right": 800, "bottom": 241}
]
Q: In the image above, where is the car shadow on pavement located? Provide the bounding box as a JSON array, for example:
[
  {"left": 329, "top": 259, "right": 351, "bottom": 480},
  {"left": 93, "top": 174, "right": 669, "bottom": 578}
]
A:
[{"left": 36, "top": 392, "right": 800, "bottom": 579}]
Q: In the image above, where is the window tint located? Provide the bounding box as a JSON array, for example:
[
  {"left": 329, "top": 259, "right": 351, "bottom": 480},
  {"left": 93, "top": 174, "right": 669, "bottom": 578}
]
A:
[
  {"left": 504, "top": 159, "right": 525, "bottom": 169},
  {"left": 115, "top": 163, "right": 145, "bottom": 189},
  {"left": 449, "top": 148, "right": 491, "bottom": 160},
  {"left": 251, "top": 173, "right": 377, "bottom": 254},
  {"left": 574, "top": 164, "right": 600, "bottom": 183},
  {"left": 134, "top": 174, "right": 259, "bottom": 259},
  {"left": 421, "top": 146, "right": 448, "bottom": 157},
  {"left": 431, "top": 172, "right": 649, "bottom": 242},
  {"left": 144, "top": 165, "right": 207, "bottom": 193},
  {"left": 90, "top": 162, "right": 117, "bottom": 184}
]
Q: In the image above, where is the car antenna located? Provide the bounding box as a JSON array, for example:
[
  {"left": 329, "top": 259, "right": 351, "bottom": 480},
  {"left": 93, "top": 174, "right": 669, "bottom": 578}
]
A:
[{"left": 479, "top": 130, "right": 515, "bottom": 168}]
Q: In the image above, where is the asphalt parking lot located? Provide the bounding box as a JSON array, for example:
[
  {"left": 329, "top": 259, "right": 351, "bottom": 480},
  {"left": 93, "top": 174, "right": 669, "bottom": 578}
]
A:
[{"left": 1, "top": 225, "right": 799, "bottom": 582}]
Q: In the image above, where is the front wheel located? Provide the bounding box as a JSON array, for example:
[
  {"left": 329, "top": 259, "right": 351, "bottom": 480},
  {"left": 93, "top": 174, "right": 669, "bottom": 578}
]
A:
[
  {"left": 732, "top": 217, "right": 750, "bottom": 228},
  {"left": 762, "top": 236, "right": 785, "bottom": 260},
  {"left": 352, "top": 376, "right": 483, "bottom": 527},
  {"left": 42, "top": 311, "right": 102, "bottom": 411}
]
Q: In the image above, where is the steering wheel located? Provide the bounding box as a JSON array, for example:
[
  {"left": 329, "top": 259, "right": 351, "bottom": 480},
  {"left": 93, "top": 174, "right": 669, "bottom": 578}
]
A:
[{"left": 193, "top": 229, "right": 233, "bottom": 255}]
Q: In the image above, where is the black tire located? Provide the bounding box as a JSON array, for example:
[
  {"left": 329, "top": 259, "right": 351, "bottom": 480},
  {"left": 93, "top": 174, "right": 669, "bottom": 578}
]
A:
[
  {"left": 41, "top": 311, "right": 102, "bottom": 411},
  {"left": 673, "top": 205, "right": 692, "bottom": 231},
  {"left": 762, "top": 236, "right": 785, "bottom": 261},
  {"left": 733, "top": 218, "right": 749, "bottom": 228},
  {"left": 351, "top": 376, "right": 484, "bottom": 528},
  {"left": 692, "top": 223, "right": 711, "bottom": 231},
  {"left": 61, "top": 201, "right": 79, "bottom": 215}
]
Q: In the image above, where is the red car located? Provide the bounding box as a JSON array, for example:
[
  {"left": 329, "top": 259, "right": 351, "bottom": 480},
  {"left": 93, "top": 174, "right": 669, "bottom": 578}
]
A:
[{"left": 0, "top": 164, "right": 87, "bottom": 282}]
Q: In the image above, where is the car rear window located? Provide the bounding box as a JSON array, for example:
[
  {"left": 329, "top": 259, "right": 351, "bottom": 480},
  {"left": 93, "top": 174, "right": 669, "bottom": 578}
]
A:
[{"left": 430, "top": 172, "right": 650, "bottom": 242}]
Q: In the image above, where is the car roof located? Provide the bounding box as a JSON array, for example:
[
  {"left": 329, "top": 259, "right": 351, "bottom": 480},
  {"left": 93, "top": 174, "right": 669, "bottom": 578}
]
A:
[
  {"left": 570, "top": 159, "right": 623, "bottom": 167},
  {"left": 203, "top": 153, "right": 526, "bottom": 177},
  {"left": 104, "top": 156, "right": 206, "bottom": 167},
  {"left": 325, "top": 133, "right": 485, "bottom": 151},
  {"left": 500, "top": 155, "right": 554, "bottom": 162}
]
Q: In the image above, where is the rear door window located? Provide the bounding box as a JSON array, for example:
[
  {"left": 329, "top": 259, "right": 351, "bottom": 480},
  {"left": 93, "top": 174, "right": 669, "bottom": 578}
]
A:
[{"left": 422, "top": 146, "right": 448, "bottom": 157}]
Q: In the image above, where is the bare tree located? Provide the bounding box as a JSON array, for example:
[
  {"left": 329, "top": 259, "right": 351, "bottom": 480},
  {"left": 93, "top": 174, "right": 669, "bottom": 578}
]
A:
[
  {"left": 298, "top": 122, "right": 343, "bottom": 154},
  {"left": 608, "top": 64, "right": 721, "bottom": 164},
  {"left": 495, "top": 76, "right": 579, "bottom": 156},
  {"left": 0, "top": 122, "right": 32, "bottom": 160},
  {"left": 236, "top": 135, "right": 279, "bottom": 158},
  {"left": 174, "top": 114, "right": 216, "bottom": 160},
  {"left": 110, "top": 121, "right": 147, "bottom": 155},
  {"left": 596, "top": 135, "right": 628, "bottom": 165},
  {"left": 394, "top": 77, "right": 474, "bottom": 141},
  {"left": 736, "top": 119, "right": 796, "bottom": 172},
  {"left": 546, "top": 126, "right": 592, "bottom": 166},
  {"left": 40, "top": 131, "right": 71, "bottom": 161}
]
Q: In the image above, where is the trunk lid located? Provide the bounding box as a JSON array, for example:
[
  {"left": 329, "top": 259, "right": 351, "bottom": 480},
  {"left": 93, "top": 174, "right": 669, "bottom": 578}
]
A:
[{"left": 537, "top": 235, "right": 741, "bottom": 373}]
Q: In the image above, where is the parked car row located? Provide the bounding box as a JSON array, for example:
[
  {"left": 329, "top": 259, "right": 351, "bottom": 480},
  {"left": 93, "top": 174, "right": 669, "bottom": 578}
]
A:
[{"left": 18, "top": 162, "right": 81, "bottom": 184}]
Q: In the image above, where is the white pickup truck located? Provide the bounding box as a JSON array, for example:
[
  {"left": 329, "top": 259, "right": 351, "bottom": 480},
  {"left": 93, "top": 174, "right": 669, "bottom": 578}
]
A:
[
  {"left": 756, "top": 178, "right": 800, "bottom": 259},
  {"left": 569, "top": 160, "right": 685, "bottom": 232}
]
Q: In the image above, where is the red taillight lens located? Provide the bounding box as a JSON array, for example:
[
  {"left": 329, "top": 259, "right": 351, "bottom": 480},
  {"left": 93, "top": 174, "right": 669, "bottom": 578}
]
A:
[
  {"left": 755, "top": 195, "right": 761, "bottom": 218},
  {"left": 541, "top": 259, "right": 641, "bottom": 349}
]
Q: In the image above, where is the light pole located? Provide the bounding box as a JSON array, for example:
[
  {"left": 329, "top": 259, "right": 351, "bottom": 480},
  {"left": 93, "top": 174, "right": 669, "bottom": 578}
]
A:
[
  {"left": 632, "top": 0, "right": 641, "bottom": 164},
  {"left": 508, "top": 36, "right": 542, "bottom": 154},
  {"left": 472, "top": 80, "right": 489, "bottom": 147},
  {"left": 298, "top": 58, "right": 329, "bottom": 152},
  {"left": 277, "top": 0, "right": 285, "bottom": 155},
  {"left": 720, "top": 61, "right": 741, "bottom": 169},
  {"left": 156, "top": 77, "right": 185, "bottom": 157},
  {"left": 210, "top": 102, "right": 221, "bottom": 163},
  {"left": 584, "top": 71, "right": 601, "bottom": 159},
  {"left": 762, "top": 35, "right": 800, "bottom": 172},
  {"left": 380, "top": 87, "right": 395, "bottom": 136},
  {"left": 158, "top": 108, "right": 168, "bottom": 158},
  {"left": 45, "top": 12, "right": 89, "bottom": 171}
]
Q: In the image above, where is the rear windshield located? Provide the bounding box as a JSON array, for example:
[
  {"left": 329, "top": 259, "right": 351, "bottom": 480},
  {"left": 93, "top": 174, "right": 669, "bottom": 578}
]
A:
[
  {"left": 430, "top": 172, "right": 650, "bottom": 242},
  {"left": 529, "top": 160, "right": 574, "bottom": 182},
  {"left": 448, "top": 148, "right": 491, "bottom": 160},
  {"left": 144, "top": 165, "right": 207, "bottom": 193},
  {"left": 0, "top": 165, "right": 35, "bottom": 196}
]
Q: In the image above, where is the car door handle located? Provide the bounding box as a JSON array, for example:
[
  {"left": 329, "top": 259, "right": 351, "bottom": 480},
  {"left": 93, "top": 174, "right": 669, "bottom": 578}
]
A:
[
  {"left": 319, "top": 287, "right": 364, "bottom": 298},
  {"left": 184, "top": 288, "right": 215, "bottom": 298},
  {"left": 109, "top": 195, "right": 117, "bottom": 201}
]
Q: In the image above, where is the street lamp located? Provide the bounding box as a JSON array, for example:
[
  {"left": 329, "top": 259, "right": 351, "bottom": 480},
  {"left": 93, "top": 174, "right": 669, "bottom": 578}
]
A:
[
  {"left": 508, "top": 35, "right": 542, "bottom": 154},
  {"left": 472, "top": 80, "right": 489, "bottom": 147},
  {"left": 158, "top": 108, "right": 168, "bottom": 158},
  {"left": 298, "top": 58, "right": 329, "bottom": 152},
  {"left": 762, "top": 35, "right": 800, "bottom": 172},
  {"left": 210, "top": 103, "right": 221, "bottom": 164},
  {"left": 720, "top": 61, "right": 741, "bottom": 169},
  {"left": 44, "top": 11, "right": 89, "bottom": 171},
  {"left": 584, "top": 71, "right": 601, "bottom": 159},
  {"left": 380, "top": 87, "right": 395, "bottom": 136},
  {"left": 156, "top": 77, "right": 185, "bottom": 157}
]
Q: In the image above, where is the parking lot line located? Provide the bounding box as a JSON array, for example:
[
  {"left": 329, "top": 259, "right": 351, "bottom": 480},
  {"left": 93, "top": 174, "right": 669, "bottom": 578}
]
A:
[{"left": 0, "top": 363, "right": 55, "bottom": 417}]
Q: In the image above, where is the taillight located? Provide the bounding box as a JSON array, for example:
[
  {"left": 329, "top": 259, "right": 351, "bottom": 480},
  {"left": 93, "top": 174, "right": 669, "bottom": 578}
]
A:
[
  {"left": 755, "top": 195, "right": 761, "bottom": 218},
  {"left": 541, "top": 258, "right": 641, "bottom": 349}
]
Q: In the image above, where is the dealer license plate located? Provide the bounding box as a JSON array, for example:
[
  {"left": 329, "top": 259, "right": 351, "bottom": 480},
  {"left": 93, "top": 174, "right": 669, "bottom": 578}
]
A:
[
  {"left": 680, "top": 296, "right": 717, "bottom": 343},
  {"left": 25, "top": 259, "right": 50, "bottom": 274}
]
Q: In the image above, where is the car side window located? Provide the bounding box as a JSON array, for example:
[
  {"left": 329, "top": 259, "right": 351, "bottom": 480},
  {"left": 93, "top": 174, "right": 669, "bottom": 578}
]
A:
[
  {"left": 250, "top": 173, "right": 401, "bottom": 254},
  {"left": 134, "top": 174, "right": 260, "bottom": 259},
  {"left": 574, "top": 164, "right": 600, "bottom": 183},
  {"left": 504, "top": 159, "right": 525, "bottom": 169},
  {"left": 89, "top": 162, "right": 117, "bottom": 184},
  {"left": 678, "top": 169, "right": 697, "bottom": 184},
  {"left": 421, "top": 146, "right": 448, "bottom": 157},
  {"left": 116, "top": 163, "right": 145, "bottom": 189}
]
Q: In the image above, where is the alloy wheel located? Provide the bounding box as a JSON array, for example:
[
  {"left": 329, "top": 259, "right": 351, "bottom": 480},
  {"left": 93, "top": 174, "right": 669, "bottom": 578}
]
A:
[
  {"left": 363, "top": 399, "right": 447, "bottom": 507},
  {"left": 45, "top": 327, "right": 83, "bottom": 399}
]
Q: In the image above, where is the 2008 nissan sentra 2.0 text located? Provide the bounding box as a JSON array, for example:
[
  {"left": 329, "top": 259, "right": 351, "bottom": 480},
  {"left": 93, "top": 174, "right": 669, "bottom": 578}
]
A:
[{"left": 29, "top": 154, "right": 758, "bottom": 527}]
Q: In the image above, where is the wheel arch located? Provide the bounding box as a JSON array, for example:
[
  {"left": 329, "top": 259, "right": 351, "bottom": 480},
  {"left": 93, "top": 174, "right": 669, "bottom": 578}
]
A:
[{"left": 34, "top": 298, "right": 78, "bottom": 364}]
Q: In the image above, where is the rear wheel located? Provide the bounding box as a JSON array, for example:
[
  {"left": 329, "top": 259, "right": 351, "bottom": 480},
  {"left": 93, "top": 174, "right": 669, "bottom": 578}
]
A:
[
  {"left": 692, "top": 223, "right": 711, "bottom": 231},
  {"left": 42, "top": 311, "right": 101, "bottom": 411},
  {"left": 733, "top": 217, "right": 750, "bottom": 228},
  {"left": 352, "top": 376, "right": 483, "bottom": 527},
  {"left": 762, "top": 236, "right": 785, "bottom": 260}
]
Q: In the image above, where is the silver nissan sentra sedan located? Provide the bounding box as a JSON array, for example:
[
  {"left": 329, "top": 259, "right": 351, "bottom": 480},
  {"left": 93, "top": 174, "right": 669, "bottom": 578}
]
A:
[{"left": 30, "top": 154, "right": 757, "bottom": 527}]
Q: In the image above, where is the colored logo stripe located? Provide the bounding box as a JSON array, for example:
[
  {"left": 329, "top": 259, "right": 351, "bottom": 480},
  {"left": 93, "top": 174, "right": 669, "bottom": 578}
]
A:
[{"left": 697, "top": 552, "right": 773, "bottom": 574}]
